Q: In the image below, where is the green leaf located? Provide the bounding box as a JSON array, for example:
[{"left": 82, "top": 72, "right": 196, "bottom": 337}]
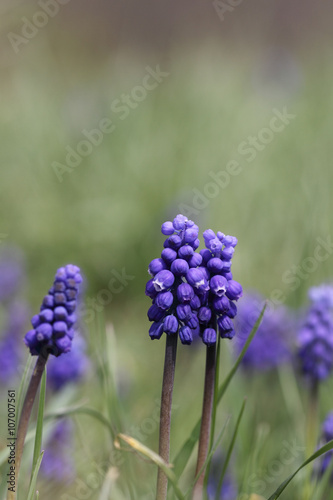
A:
[
  {"left": 27, "top": 451, "right": 44, "bottom": 500},
  {"left": 31, "top": 367, "right": 47, "bottom": 482},
  {"left": 115, "top": 433, "right": 185, "bottom": 500},
  {"left": 215, "top": 398, "right": 247, "bottom": 499},
  {"left": 266, "top": 439, "right": 333, "bottom": 500},
  {"left": 173, "top": 304, "right": 266, "bottom": 477}
]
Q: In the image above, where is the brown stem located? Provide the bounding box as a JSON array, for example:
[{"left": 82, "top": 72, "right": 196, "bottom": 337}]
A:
[
  {"left": 156, "top": 334, "right": 178, "bottom": 500},
  {"left": 193, "top": 345, "right": 216, "bottom": 500},
  {"left": 7, "top": 354, "right": 48, "bottom": 500}
]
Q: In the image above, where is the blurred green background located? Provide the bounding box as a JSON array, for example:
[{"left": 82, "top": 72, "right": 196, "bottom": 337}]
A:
[{"left": 1, "top": 0, "right": 333, "bottom": 498}]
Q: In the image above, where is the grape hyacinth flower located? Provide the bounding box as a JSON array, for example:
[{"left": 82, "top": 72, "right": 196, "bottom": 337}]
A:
[
  {"left": 146, "top": 215, "right": 242, "bottom": 500},
  {"left": 314, "top": 412, "right": 333, "bottom": 482},
  {"left": 298, "top": 284, "right": 333, "bottom": 382},
  {"left": 234, "top": 292, "right": 293, "bottom": 371},
  {"left": 9, "top": 264, "right": 82, "bottom": 500},
  {"left": 24, "top": 264, "right": 82, "bottom": 357},
  {"left": 0, "top": 301, "right": 29, "bottom": 381},
  {"left": 40, "top": 419, "right": 75, "bottom": 483}
]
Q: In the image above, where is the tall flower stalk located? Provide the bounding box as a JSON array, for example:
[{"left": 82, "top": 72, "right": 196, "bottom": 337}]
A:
[{"left": 7, "top": 264, "right": 82, "bottom": 500}]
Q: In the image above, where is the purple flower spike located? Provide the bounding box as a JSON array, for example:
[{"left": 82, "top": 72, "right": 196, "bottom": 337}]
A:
[{"left": 24, "top": 265, "right": 82, "bottom": 357}]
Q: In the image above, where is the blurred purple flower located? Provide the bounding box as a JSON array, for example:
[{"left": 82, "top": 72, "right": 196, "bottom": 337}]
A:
[
  {"left": 0, "top": 246, "right": 25, "bottom": 303},
  {"left": 47, "top": 335, "right": 90, "bottom": 391},
  {"left": 298, "top": 284, "right": 333, "bottom": 382},
  {"left": 234, "top": 292, "right": 294, "bottom": 371},
  {"left": 40, "top": 419, "right": 75, "bottom": 483},
  {"left": 314, "top": 412, "right": 333, "bottom": 482},
  {"left": 207, "top": 453, "right": 238, "bottom": 499}
]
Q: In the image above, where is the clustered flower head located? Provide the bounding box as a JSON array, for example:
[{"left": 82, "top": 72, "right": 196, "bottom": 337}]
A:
[
  {"left": 234, "top": 292, "right": 293, "bottom": 371},
  {"left": 298, "top": 284, "right": 333, "bottom": 381},
  {"left": 146, "top": 214, "right": 242, "bottom": 346},
  {"left": 24, "top": 265, "right": 82, "bottom": 357}
]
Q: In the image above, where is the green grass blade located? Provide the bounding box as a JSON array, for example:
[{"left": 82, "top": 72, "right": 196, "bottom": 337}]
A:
[
  {"left": 115, "top": 433, "right": 185, "bottom": 500},
  {"left": 45, "top": 406, "right": 115, "bottom": 438},
  {"left": 27, "top": 451, "right": 44, "bottom": 500},
  {"left": 266, "top": 439, "right": 333, "bottom": 500},
  {"left": 215, "top": 398, "right": 247, "bottom": 500},
  {"left": 173, "top": 304, "right": 266, "bottom": 477},
  {"left": 30, "top": 367, "right": 47, "bottom": 482}
]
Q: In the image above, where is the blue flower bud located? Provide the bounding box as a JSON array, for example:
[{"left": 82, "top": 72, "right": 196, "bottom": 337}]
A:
[
  {"left": 156, "top": 291, "right": 174, "bottom": 310},
  {"left": 223, "top": 272, "right": 233, "bottom": 281},
  {"left": 221, "top": 247, "right": 235, "bottom": 260},
  {"left": 178, "top": 245, "right": 194, "bottom": 260},
  {"left": 171, "top": 259, "right": 189, "bottom": 276},
  {"left": 179, "top": 326, "right": 193, "bottom": 345},
  {"left": 217, "top": 231, "right": 225, "bottom": 241},
  {"left": 223, "top": 235, "right": 238, "bottom": 247},
  {"left": 39, "top": 309, "right": 54, "bottom": 323},
  {"left": 186, "top": 314, "right": 199, "bottom": 329},
  {"left": 145, "top": 279, "right": 158, "bottom": 298},
  {"left": 203, "top": 229, "right": 216, "bottom": 242},
  {"left": 153, "top": 270, "right": 175, "bottom": 292},
  {"left": 176, "top": 304, "right": 192, "bottom": 321},
  {"left": 207, "top": 237, "right": 222, "bottom": 253},
  {"left": 198, "top": 266, "right": 210, "bottom": 280},
  {"left": 184, "top": 227, "right": 199, "bottom": 243},
  {"left": 55, "top": 335, "right": 71, "bottom": 353},
  {"left": 207, "top": 258, "right": 224, "bottom": 273},
  {"left": 53, "top": 321, "right": 68, "bottom": 338},
  {"left": 161, "top": 221, "right": 175, "bottom": 235},
  {"left": 173, "top": 214, "right": 188, "bottom": 230},
  {"left": 192, "top": 238, "right": 200, "bottom": 250},
  {"left": 149, "top": 321, "right": 164, "bottom": 339},
  {"left": 186, "top": 268, "right": 209, "bottom": 292},
  {"left": 188, "top": 253, "right": 203, "bottom": 268},
  {"left": 227, "top": 302, "right": 237, "bottom": 318},
  {"left": 190, "top": 295, "right": 201, "bottom": 310},
  {"left": 54, "top": 293, "right": 66, "bottom": 305},
  {"left": 161, "top": 248, "right": 178, "bottom": 264},
  {"left": 148, "top": 258, "right": 167, "bottom": 276},
  {"left": 202, "top": 328, "right": 217, "bottom": 346},
  {"left": 218, "top": 315, "right": 234, "bottom": 338},
  {"left": 200, "top": 249, "right": 212, "bottom": 264},
  {"left": 167, "top": 235, "right": 182, "bottom": 249},
  {"left": 212, "top": 295, "right": 230, "bottom": 313},
  {"left": 66, "top": 301, "right": 76, "bottom": 314},
  {"left": 177, "top": 283, "right": 194, "bottom": 303},
  {"left": 31, "top": 314, "right": 41, "bottom": 328},
  {"left": 198, "top": 307, "right": 212, "bottom": 324},
  {"left": 163, "top": 315, "right": 178, "bottom": 334},
  {"left": 43, "top": 295, "right": 54, "bottom": 308},
  {"left": 36, "top": 323, "right": 53, "bottom": 341},
  {"left": 226, "top": 280, "right": 243, "bottom": 300},
  {"left": 54, "top": 281, "right": 66, "bottom": 292},
  {"left": 147, "top": 304, "right": 165, "bottom": 322},
  {"left": 210, "top": 275, "right": 228, "bottom": 297}
]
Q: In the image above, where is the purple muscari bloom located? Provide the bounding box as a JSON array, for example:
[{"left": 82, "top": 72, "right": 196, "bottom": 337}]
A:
[
  {"left": 146, "top": 215, "right": 206, "bottom": 345},
  {"left": 0, "top": 301, "right": 29, "bottom": 381},
  {"left": 0, "top": 247, "right": 25, "bottom": 303},
  {"left": 24, "top": 265, "right": 82, "bottom": 357},
  {"left": 207, "top": 453, "right": 238, "bottom": 499},
  {"left": 298, "top": 284, "right": 333, "bottom": 382},
  {"left": 47, "top": 335, "right": 89, "bottom": 391},
  {"left": 314, "top": 412, "right": 333, "bottom": 482},
  {"left": 234, "top": 292, "right": 293, "bottom": 370},
  {"left": 146, "top": 217, "right": 242, "bottom": 346},
  {"left": 40, "top": 420, "right": 75, "bottom": 483}
]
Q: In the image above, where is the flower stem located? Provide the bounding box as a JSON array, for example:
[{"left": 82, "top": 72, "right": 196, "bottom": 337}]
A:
[
  {"left": 7, "top": 354, "right": 48, "bottom": 500},
  {"left": 193, "top": 344, "right": 216, "bottom": 500},
  {"left": 156, "top": 334, "right": 178, "bottom": 500}
]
